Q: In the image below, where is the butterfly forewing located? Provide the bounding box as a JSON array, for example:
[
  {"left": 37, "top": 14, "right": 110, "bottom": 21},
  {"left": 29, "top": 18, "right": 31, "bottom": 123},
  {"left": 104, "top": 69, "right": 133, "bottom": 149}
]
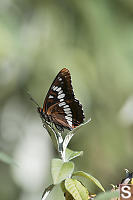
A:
[
  {"left": 43, "top": 68, "right": 74, "bottom": 113},
  {"left": 66, "top": 99, "right": 85, "bottom": 128},
  {"left": 42, "top": 68, "right": 84, "bottom": 131}
]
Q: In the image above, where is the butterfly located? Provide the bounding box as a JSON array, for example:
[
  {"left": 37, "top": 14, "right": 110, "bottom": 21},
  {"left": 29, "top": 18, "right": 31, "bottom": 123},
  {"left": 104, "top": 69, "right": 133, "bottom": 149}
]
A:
[
  {"left": 121, "top": 169, "right": 133, "bottom": 185},
  {"left": 37, "top": 68, "right": 84, "bottom": 132},
  {"left": 111, "top": 169, "right": 133, "bottom": 192}
]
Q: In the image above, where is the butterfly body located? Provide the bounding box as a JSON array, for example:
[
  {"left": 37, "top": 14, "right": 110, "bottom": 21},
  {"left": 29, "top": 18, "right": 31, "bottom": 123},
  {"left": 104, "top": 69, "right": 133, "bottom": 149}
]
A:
[
  {"left": 38, "top": 107, "right": 68, "bottom": 131},
  {"left": 38, "top": 68, "right": 85, "bottom": 132},
  {"left": 38, "top": 107, "right": 51, "bottom": 123}
]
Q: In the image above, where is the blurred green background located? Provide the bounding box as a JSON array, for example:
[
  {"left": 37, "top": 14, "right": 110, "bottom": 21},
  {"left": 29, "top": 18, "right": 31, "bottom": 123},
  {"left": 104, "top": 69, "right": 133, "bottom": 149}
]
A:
[{"left": 0, "top": 0, "right": 133, "bottom": 199}]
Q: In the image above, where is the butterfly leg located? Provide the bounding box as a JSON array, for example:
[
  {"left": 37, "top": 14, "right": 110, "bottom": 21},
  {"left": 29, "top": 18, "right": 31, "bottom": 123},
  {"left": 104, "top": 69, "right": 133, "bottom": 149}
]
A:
[{"left": 55, "top": 123, "right": 64, "bottom": 132}]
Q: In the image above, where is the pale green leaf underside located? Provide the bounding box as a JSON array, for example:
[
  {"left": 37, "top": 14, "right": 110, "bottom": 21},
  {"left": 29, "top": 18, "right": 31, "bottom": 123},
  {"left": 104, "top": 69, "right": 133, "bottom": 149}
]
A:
[
  {"left": 95, "top": 190, "right": 119, "bottom": 200},
  {"left": 65, "top": 148, "right": 83, "bottom": 162},
  {"left": 65, "top": 178, "right": 88, "bottom": 200},
  {"left": 71, "top": 119, "right": 91, "bottom": 135},
  {"left": 42, "top": 119, "right": 91, "bottom": 158},
  {"left": 51, "top": 159, "right": 74, "bottom": 185},
  {"left": 62, "top": 119, "right": 91, "bottom": 161},
  {"left": 73, "top": 171, "right": 105, "bottom": 192},
  {"left": 42, "top": 121, "right": 59, "bottom": 151},
  {"left": 41, "top": 184, "right": 54, "bottom": 200}
]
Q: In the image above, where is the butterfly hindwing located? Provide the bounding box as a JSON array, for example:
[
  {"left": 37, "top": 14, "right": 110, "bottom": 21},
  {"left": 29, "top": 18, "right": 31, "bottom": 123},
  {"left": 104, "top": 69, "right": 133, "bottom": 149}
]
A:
[{"left": 47, "top": 99, "right": 84, "bottom": 130}]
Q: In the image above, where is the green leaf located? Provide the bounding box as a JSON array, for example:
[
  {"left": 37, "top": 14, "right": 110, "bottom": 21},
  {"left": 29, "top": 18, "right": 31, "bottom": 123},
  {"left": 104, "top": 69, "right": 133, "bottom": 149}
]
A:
[
  {"left": 71, "top": 119, "right": 91, "bottom": 135},
  {"left": 62, "top": 133, "right": 75, "bottom": 160},
  {"left": 65, "top": 148, "right": 83, "bottom": 161},
  {"left": 61, "top": 181, "right": 74, "bottom": 200},
  {"left": 62, "top": 119, "right": 91, "bottom": 161},
  {"left": 42, "top": 121, "right": 59, "bottom": 150},
  {"left": 60, "top": 181, "right": 66, "bottom": 193},
  {"left": 95, "top": 190, "right": 119, "bottom": 200},
  {"left": 51, "top": 159, "right": 74, "bottom": 185},
  {"left": 0, "top": 152, "right": 17, "bottom": 166},
  {"left": 72, "top": 171, "right": 105, "bottom": 192},
  {"left": 65, "top": 178, "right": 88, "bottom": 200},
  {"left": 64, "top": 191, "right": 74, "bottom": 200},
  {"left": 42, "top": 184, "right": 54, "bottom": 200},
  {"left": 42, "top": 121, "right": 64, "bottom": 154}
]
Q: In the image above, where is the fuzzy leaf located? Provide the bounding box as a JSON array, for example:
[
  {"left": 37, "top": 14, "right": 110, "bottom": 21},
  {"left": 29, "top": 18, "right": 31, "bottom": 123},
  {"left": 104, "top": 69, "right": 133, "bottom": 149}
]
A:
[
  {"left": 43, "top": 121, "right": 59, "bottom": 149},
  {"left": 65, "top": 178, "right": 88, "bottom": 200},
  {"left": 51, "top": 159, "right": 74, "bottom": 185},
  {"left": 95, "top": 190, "right": 119, "bottom": 200},
  {"left": 65, "top": 148, "right": 83, "bottom": 161},
  {"left": 62, "top": 119, "right": 91, "bottom": 161},
  {"left": 41, "top": 184, "right": 54, "bottom": 200},
  {"left": 62, "top": 133, "right": 74, "bottom": 160},
  {"left": 61, "top": 181, "right": 74, "bottom": 200},
  {"left": 42, "top": 121, "right": 64, "bottom": 154},
  {"left": 71, "top": 119, "right": 91, "bottom": 135},
  {"left": 64, "top": 191, "right": 74, "bottom": 200},
  {"left": 73, "top": 171, "right": 105, "bottom": 192}
]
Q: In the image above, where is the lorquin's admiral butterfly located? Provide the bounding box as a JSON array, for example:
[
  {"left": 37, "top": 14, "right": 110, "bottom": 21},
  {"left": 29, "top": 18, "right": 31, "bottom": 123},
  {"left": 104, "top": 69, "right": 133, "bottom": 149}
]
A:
[{"left": 37, "top": 68, "right": 85, "bottom": 132}]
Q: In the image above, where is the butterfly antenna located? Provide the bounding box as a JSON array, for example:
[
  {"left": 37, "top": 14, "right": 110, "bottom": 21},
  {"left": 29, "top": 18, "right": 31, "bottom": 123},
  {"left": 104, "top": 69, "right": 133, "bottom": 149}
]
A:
[
  {"left": 30, "top": 96, "right": 40, "bottom": 107},
  {"left": 25, "top": 90, "right": 40, "bottom": 107}
]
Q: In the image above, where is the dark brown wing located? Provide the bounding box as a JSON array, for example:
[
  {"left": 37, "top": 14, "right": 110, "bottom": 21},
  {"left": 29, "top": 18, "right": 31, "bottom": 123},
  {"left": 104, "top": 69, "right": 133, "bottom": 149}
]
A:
[
  {"left": 43, "top": 68, "right": 85, "bottom": 130},
  {"left": 47, "top": 99, "right": 85, "bottom": 130},
  {"left": 43, "top": 68, "right": 74, "bottom": 113}
]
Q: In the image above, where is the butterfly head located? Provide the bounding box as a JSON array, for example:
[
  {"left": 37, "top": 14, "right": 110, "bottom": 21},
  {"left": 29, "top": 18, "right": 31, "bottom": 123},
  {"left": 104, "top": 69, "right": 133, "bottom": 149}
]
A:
[
  {"left": 37, "top": 107, "right": 51, "bottom": 123},
  {"left": 37, "top": 107, "right": 45, "bottom": 118}
]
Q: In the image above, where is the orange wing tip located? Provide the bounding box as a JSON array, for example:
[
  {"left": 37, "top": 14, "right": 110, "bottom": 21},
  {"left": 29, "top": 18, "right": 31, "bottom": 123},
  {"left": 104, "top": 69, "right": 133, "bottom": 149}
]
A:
[{"left": 60, "top": 68, "right": 70, "bottom": 73}]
